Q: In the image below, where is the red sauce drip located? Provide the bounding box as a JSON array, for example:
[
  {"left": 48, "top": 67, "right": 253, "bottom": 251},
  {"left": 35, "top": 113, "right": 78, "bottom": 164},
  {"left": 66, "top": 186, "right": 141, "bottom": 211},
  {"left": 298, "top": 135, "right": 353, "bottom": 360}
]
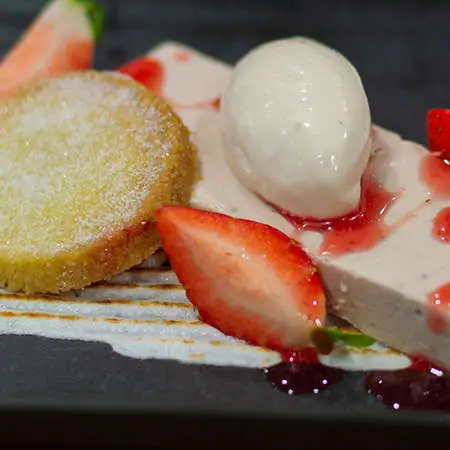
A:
[
  {"left": 366, "top": 356, "right": 450, "bottom": 411},
  {"left": 428, "top": 283, "right": 450, "bottom": 334},
  {"left": 432, "top": 207, "right": 450, "bottom": 243},
  {"left": 172, "top": 96, "right": 221, "bottom": 111},
  {"left": 264, "top": 348, "right": 343, "bottom": 395},
  {"left": 409, "top": 355, "right": 437, "bottom": 371},
  {"left": 173, "top": 50, "right": 191, "bottom": 62},
  {"left": 420, "top": 153, "right": 450, "bottom": 199},
  {"left": 281, "top": 347, "right": 320, "bottom": 364},
  {"left": 210, "top": 97, "right": 221, "bottom": 110},
  {"left": 118, "top": 57, "right": 165, "bottom": 97},
  {"left": 277, "top": 174, "right": 400, "bottom": 257}
]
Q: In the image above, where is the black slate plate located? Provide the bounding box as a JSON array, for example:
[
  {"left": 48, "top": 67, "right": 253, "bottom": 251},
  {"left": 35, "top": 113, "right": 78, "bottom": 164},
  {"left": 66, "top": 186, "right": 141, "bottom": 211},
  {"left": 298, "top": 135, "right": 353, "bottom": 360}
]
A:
[{"left": 1, "top": 0, "right": 450, "bottom": 447}]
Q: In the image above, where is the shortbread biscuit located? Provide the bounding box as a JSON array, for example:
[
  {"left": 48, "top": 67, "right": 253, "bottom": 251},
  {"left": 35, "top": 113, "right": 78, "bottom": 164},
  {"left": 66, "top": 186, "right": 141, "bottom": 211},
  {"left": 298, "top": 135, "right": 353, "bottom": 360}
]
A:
[{"left": 0, "top": 71, "right": 197, "bottom": 293}]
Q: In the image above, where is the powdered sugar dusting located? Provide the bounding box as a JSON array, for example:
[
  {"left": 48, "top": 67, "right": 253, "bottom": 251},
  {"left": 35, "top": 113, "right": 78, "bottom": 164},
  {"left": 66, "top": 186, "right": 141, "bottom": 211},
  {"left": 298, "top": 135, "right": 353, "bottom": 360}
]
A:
[{"left": 0, "top": 72, "right": 178, "bottom": 256}]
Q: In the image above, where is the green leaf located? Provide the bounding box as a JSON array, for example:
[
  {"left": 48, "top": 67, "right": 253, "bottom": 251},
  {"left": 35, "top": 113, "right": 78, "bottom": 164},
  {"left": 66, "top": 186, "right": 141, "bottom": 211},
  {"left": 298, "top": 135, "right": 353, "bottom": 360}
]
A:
[
  {"left": 73, "top": 0, "right": 104, "bottom": 42},
  {"left": 310, "top": 326, "right": 375, "bottom": 355},
  {"left": 324, "top": 327, "right": 375, "bottom": 347}
]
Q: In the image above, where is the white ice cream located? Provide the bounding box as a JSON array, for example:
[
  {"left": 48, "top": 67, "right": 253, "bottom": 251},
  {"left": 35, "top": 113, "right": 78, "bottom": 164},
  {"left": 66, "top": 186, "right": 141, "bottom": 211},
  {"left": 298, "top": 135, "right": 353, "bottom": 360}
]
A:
[{"left": 221, "top": 37, "right": 372, "bottom": 219}]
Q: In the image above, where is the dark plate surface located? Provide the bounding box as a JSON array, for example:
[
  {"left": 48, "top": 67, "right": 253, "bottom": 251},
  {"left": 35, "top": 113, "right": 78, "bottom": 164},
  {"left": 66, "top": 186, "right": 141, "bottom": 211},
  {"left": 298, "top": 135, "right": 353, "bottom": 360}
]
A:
[{"left": 0, "top": 0, "right": 450, "bottom": 447}]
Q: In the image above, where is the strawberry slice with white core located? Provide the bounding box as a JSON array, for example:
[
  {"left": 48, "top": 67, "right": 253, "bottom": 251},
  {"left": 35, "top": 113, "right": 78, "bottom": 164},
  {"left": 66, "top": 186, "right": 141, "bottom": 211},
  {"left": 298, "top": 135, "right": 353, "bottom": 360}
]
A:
[
  {"left": 155, "top": 206, "right": 326, "bottom": 350},
  {"left": 0, "top": 0, "right": 102, "bottom": 99}
]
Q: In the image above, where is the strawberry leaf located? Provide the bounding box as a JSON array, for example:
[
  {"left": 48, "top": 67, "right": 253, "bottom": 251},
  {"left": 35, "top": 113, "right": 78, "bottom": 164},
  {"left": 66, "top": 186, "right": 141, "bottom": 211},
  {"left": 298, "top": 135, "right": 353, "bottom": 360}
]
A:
[
  {"left": 311, "top": 326, "right": 375, "bottom": 355},
  {"left": 73, "top": 0, "right": 104, "bottom": 42}
]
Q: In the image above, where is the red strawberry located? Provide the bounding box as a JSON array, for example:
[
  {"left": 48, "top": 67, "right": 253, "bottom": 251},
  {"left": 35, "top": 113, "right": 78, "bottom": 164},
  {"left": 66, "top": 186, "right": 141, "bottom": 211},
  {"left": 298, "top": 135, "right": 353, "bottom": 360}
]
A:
[
  {"left": 118, "top": 57, "right": 165, "bottom": 96},
  {"left": 427, "top": 109, "right": 450, "bottom": 159},
  {"left": 155, "top": 206, "right": 326, "bottom": 350}
]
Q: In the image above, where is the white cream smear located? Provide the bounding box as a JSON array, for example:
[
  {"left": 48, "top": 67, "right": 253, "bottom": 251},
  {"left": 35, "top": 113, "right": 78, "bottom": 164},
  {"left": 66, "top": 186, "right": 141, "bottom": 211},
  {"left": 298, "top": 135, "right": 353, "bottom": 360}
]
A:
[
  {"left": 0, "top": 249, "right": 409, "bottom": 370},
  {"left": 0, "top": 247, "right": 410, "bottom": 370},
  {"left": 0, "top": 41, "right": 413, "bottom": 371}
]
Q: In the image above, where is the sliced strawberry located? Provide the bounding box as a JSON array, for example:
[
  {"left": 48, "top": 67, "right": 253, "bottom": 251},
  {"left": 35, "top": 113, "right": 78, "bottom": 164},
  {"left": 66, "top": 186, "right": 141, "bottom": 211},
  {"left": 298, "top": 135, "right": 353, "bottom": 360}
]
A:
[
  {"left": 427, "top": 109, "right": 450, "bottom": 159},
  {"left": 0, "top": 0, "right": 102, "bottom": 99},
  {"left": 118, "top": 57, "right": 165, "bottom": 97},
  {"left": 155, "top": 206, "right": 326, "bottom": 350}
]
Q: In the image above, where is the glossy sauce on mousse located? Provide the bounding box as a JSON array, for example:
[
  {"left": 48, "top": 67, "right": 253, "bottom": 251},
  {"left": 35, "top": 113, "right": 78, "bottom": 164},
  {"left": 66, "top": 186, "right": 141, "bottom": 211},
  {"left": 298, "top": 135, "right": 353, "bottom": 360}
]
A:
[{"left": 276, "top": 171, "right": 400, "bottom": 257}]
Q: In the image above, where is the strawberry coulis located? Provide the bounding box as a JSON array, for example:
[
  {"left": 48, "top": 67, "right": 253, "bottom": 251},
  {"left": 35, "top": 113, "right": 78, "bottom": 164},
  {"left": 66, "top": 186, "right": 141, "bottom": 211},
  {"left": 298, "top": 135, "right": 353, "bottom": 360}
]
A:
[
  {"left": 427, "top": 283, "right": 450, "bottom": 334},
  {"left": 420, "top": 147, "right": 450, "bottom": 340},
  {"left": 275, "top": 172, "right": 400, "bottom": 257},
  {"left": 264, "top": 348, "right": 343, "bottom": 395},
  {"left": 365, "top": 356, "right": 450, "bottom": 411},
  {"left": 265, "top": 349, "right": 450, "bottom": 412},
  {"left": 421, "top": 111, "right": 450, "bottom": 337},
  {"left": 173, "top": 96, "right": 221, "bottom": 111},
  {"left": 420, "top": 153, "right": 450, "bottom": 199}
]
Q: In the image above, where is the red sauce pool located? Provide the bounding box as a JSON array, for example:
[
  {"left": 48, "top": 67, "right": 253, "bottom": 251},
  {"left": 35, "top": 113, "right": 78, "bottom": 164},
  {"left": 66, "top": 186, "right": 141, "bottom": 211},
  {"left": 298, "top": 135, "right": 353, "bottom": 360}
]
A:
[
  {"left": 264, "top": 349, "right": 343, "bottom": 395},
  {"left": 420, "top": 153, "right": 450, "bottom": 199},
  {"left": 173, "top": 50, "right": 192, "bottom": 62},
  {"left": 366, "top": 357, "right": 450, "bottom": 411},
  {"left": 277, "top": 173, "right": 400, "bottom": 257},
  {"left": 172, "top": 96, "right": 221, "bottom": 111},
  {"left": 428, "top": 283, "right": 450, "bottom": 334},
  {"left": 265, "top": 350, "right": 450, "bottom": 412}
]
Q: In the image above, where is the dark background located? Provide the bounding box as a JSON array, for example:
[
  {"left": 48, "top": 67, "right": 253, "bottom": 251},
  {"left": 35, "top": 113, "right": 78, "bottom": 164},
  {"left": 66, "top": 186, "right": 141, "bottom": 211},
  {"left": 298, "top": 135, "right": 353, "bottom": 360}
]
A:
[
  {"left": 2, "top": 0, "right": 447, "bottom": 145},
  {"left": 0, "top": 0, "right": 450, "bottom": 448}
]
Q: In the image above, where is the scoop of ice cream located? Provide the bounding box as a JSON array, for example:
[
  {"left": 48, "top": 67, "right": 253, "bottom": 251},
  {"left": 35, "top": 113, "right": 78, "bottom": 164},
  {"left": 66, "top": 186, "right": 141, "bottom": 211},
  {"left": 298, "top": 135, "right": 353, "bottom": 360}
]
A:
[{"left": 221, "top": 37, "right": 372, "bottom": 219}]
